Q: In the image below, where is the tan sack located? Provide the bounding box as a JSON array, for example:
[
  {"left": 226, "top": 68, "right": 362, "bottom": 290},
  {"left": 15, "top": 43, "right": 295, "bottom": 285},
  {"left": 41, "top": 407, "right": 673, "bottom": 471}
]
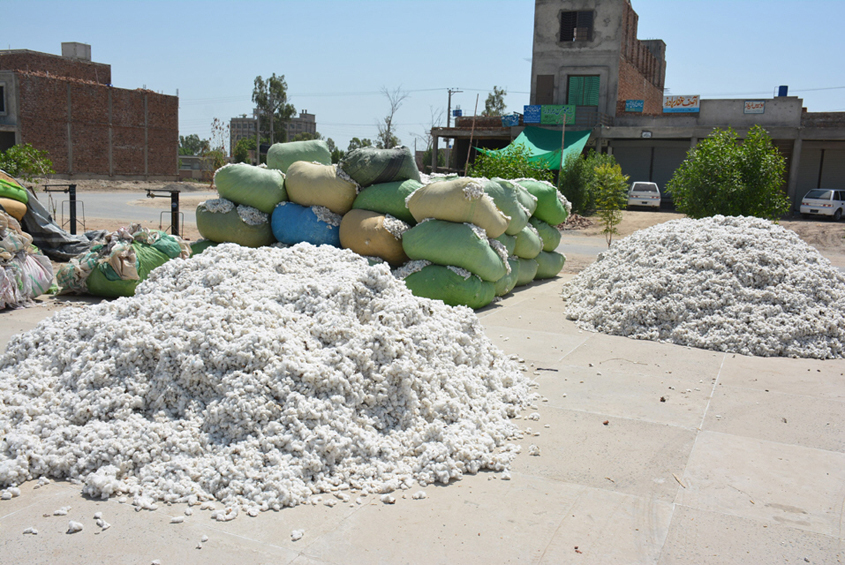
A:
[
  {"left": 405, "top": 177, "right": 509, "bottom": 239},
  {"left": 0, "top": 197, "right": 26, "bottom": 221},
  {"left": 339, "top": 209, "right": 408, "bottom": 266},
  {"left": 285, "top": 162, "right": 358, "bottom": 215}
]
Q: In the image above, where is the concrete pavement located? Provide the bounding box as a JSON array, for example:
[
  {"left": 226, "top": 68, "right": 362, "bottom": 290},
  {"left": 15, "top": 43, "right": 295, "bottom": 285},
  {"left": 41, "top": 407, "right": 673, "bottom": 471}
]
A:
[{"left": 0, "top": 276, "right": 843, "bottom": 564}]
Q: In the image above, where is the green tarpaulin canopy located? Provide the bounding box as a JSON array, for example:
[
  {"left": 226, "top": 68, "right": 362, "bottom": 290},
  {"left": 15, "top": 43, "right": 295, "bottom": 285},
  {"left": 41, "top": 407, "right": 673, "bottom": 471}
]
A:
[{"left": 477, "top": 126, "right": 592, "bottom": 170}]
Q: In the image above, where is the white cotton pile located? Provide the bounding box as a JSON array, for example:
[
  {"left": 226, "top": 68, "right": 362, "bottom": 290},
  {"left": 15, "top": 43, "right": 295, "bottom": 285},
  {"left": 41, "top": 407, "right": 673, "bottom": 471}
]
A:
[
  {"left": 0, "top": 243, "right": 532, "bottom": 512},
  {"left": 561, "top": 215, "right": 845, "bottom": 358}
]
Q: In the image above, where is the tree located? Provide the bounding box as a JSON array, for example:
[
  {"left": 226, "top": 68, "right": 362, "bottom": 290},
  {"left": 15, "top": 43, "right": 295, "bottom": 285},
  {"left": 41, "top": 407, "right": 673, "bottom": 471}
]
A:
[
  {"left": 467, "top": 144, "right": 553, "bottom": 183},
  {"left": 558, "top": 150, "right": 618, "bottom": 215},
  {"left": 347, "top": 137, "right": 373, "bottom": 152},
  {"left": 178, "top": 134, "right": 209, "bottom": 156},
  {"left": 326, "top": 138, "right": 345, "bottom": 164},
  {"left": 592, "top": 162, "right": 629, "bottom": 247},
  {"left": 252, "top": 74, "right": 296, "bottom": 144},
  {"left": 376, "top": 86, "right": 408, "bottom": 149},
  {"left": 667, "top": 126, "right": 789, "bottom": 220},
  {"left": 292, "top": 131, "right": 323, "bottom": 142},
  {"left": 203, "top": 118, "right": 229, "bottom": 180},
  {"left": 0, "top": 143, "right": 55, "bottom": 186},
  {"left": 233, "top": 137, "right": 255, "bottom": 164},
  {"left": 482, "top": 86, "right": 507, "bottom": 117}
]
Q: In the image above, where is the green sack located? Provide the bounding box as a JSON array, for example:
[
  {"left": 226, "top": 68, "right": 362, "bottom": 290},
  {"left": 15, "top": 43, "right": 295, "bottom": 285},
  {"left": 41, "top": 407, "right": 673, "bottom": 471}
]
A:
[
  {"left": 515, "top": 178, "right": 569, "bottom": 226},
  {"left": 339, "top": 146, "right": 421, "bottom": 187},
  {"left": 190, "top": 239, "right": 218, "bottom": 256},
  {"left": 515, "top": 258, "right": 539, "bottom": 286},
  {"left": 406, "top": 177, "right": 509, "bottom": 239},
  {"left": 494, "top": 233, "right": 516, "bottom": 256},
  {"left": 86, "top": 243, "right": 171, "bottom": 298},
  {"left": 214, "top": 163, "right": 287, "bottom": 214},
  {"left": 529, "top": 217, "right": 561, "bottom": 252},
  {"left": 0, "top": 171, "right": 28, "bottom": 204},
  {"left": 534, "top": 251, "right": 566, "bottom": 279},
  {"left": 352, "top": 179, "right": 421, "bottom": 225},
  {"left": 494, "top": 257, "right": 520, "bottom": 297},
  {"left": 402, "top": 220, "right": 507, "bottom": 282},
  {"left": 403, "top": 264, "right": 495, "bottom": 310},
  {"left": 484, "top": 179, "right": 530, "bottom": 236},
  {"left": 266, "top": 140, "right": 331, "bottom": 174},
  {"left": 196, "top": 200, "right": 275, "bottom": 248},
  {"left": 513, "top": 224, "right": 542, "bottom": 259},
  {"left": 495, "top": 177, "right": 536, "bottom": 217},
  {"left": 285, "top": 162, "right": 357, "bottom": 215}
]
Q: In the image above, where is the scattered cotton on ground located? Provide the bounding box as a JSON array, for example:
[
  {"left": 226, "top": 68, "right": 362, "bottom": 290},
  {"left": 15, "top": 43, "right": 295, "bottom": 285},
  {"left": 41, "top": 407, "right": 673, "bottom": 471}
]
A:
[
  {"left": 561, "top": 215, "right": 845, "bottom": 358},
  {"left": 0, "top": 244, "right": 533, "bottom": 513}
]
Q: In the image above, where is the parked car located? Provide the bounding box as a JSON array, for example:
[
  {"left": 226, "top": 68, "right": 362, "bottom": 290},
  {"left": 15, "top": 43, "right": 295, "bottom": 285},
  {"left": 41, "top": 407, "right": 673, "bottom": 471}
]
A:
[
  {"left": 627, "top": 182, "right": 661, "bottom": 209},
  {"left": 800, "top": 189, "right": 845, "bottom": 221}
]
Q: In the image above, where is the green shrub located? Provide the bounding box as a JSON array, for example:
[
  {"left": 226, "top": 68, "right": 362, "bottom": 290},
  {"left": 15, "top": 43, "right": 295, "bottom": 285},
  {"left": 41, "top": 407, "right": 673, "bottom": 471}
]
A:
[
  {"left": 593, "top": 162, "right": 629, "bottom": 247},
  {"left": 558, "top": 150, "right": 617, "bottom": 215},
  {"left": 0, "top": 143, "right": 55, "bottom": 186},
  {"left": 667, "top": 125, "right": 789, "bottom": 220},
  {"left": 468, "top": 144, "right": 553, "bottom": 183}
]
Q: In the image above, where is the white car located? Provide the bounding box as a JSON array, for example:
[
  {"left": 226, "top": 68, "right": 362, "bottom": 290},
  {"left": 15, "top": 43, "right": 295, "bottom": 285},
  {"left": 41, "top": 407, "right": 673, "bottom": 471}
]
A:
[
  {"left": 627, "top": 182, "right": 661, "bottom": 209},
  {"left": 800, "top": 189, "right": 845, "bottom": 221}
]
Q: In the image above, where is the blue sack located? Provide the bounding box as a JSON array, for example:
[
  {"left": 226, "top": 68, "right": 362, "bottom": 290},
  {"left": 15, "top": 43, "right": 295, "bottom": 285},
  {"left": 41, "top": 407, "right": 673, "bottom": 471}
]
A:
[{"left": 270, "top": 202, "right": 341, "bottom": 247}]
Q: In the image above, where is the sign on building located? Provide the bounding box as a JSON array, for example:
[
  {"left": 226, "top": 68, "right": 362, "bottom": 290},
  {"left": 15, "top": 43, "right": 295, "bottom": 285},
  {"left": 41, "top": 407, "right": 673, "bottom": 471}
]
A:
[
  {"left": 663, "top": 95, "right": 700, "bottom": 113},
  {"left": 540, "top": 105, "right": 576, "bottom": 125},
  {"left": 501, "top": 114, "right": 520, "bottom": 127},
  {"left": 744, "top": 100, "right": 765, "bottom": 114},
  {"left": 625, "top": 100, "right": 644, "bottom": 112},
  {"left": 523, "top": 105, "right": 542, "bottom": 123}
]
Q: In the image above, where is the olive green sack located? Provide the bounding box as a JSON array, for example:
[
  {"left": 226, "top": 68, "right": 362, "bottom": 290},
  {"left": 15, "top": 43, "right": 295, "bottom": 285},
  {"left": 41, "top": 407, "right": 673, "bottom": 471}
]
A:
[
  {"left": 403, "top": 264, "right": 495, "bottom": 309},
  {"left": 401, "top": 220, "right": 507, "bottom": 282},
  {"left": 213, "top": 163, "right": 287, "bottom": 214}
]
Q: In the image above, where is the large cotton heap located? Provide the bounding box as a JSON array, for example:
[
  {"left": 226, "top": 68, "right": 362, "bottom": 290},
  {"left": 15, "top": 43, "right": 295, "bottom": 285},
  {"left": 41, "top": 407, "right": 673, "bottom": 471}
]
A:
[
  {"left": 561, "top": 215, "right": 845, "bottom": 359},
  {"left": 0, "top": 244, "right": 532, "bottom": 513}
]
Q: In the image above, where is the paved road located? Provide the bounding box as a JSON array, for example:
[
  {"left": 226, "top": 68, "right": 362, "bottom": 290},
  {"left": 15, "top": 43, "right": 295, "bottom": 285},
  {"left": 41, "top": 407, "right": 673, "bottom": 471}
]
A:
[{"left": 36, "top": 191, "right": 216, "bottom": 226}]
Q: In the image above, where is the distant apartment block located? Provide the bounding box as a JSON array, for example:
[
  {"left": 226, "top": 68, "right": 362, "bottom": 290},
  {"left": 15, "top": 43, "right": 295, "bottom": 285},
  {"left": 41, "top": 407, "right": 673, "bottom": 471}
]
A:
[
  {"left": 0, "top": 42, "right": 178, "bottom": 179},
  {"left": 285, "top": 110, "right": 316, "bottom": 140},
  {"left": 230, "top": 114, "right": 257, "bottom": 156}
]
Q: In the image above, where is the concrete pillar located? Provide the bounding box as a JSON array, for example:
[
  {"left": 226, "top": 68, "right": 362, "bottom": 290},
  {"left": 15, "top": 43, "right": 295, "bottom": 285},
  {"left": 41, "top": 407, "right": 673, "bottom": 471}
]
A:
[
  {"left": 431, "top": 134, "right": 439, "bottom": 174},
  {"left": 144, "top": 94, "right": 149, "bottom": 178},
  {"left": 66, "top": 83, "right": 73, "bottom": 175},
  {"left": 787, "top": 136, "right": 803, "bottom": 212},
  {"left": 108, "top": 89, "right": 113, "bottom": 177}
]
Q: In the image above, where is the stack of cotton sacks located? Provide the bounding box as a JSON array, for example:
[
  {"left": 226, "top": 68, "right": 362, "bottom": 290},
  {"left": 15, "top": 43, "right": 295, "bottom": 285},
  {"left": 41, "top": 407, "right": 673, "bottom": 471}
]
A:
[{"left": 509, "top": 177, "right": 568, "bottom": 282}]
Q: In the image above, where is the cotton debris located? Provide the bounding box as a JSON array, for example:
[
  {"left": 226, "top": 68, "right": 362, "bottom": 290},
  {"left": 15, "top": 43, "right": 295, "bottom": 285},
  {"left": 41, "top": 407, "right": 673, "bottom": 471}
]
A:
[
  {"left": 0, "top": 243, "right": 533, "bottom": 514},
  {"left": 561, "top": 215, "right": 845, "bottom": 358}
]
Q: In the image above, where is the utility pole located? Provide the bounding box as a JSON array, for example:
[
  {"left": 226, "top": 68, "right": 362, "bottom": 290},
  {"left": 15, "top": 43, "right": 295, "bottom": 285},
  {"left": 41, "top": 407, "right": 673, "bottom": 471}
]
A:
[
  {"left": 269, "top": 90, "right": 274, "bottom": 147},
  {"left": 447, "top": 88, "right": 462, "bottom": 128}
]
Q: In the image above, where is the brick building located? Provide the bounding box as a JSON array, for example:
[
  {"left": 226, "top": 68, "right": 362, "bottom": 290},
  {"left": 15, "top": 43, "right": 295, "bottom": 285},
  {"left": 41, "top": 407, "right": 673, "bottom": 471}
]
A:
[{"left": 0, "top": 43, "right": 178, "bottom": 179}]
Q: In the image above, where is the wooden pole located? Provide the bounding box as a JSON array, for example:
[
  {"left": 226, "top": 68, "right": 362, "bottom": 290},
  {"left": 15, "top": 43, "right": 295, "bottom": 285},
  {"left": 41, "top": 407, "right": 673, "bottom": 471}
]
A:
[{"left": 464, "top": 94, "right": 480, "bottom": 176}]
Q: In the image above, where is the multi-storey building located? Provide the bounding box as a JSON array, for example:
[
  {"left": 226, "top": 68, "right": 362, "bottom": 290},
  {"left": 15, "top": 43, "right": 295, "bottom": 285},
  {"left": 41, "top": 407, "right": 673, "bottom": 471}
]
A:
[{"left": 0, "top": 42, "right": 178, "bottom": 179}]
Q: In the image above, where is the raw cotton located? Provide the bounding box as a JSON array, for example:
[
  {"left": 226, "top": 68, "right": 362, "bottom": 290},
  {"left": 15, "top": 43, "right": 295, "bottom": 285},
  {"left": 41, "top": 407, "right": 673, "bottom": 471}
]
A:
[
  {"left": 0, "top": 244, "right": 532, "bottom": 513},
  {"left": 561, "top": 215, "right": 845, "bottom": 358}
]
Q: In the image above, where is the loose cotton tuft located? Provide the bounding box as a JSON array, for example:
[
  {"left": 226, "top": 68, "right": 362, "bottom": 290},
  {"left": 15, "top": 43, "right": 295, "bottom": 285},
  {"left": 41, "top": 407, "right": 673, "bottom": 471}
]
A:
[
  {"left": 0, "top": 244, "right": 532, "bottom": 513},
  {"left": 561, "top": 215, "right": 845, "bottom": 358}
]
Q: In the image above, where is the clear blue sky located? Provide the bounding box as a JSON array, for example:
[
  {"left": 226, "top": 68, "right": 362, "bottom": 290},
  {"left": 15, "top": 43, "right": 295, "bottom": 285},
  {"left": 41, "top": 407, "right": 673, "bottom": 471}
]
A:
[{"left": 5, "top": 0, "right": 844, "bottom": 153}]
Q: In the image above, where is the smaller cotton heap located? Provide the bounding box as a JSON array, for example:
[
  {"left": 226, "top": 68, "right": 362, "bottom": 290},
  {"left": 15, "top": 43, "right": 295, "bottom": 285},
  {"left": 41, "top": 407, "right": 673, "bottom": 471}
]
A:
[
  {"left": 562, "top": 215, "right": 845, "bottom": 358},
  {"left": 0, "top": 244, "right": 533, "bottom": 512}
]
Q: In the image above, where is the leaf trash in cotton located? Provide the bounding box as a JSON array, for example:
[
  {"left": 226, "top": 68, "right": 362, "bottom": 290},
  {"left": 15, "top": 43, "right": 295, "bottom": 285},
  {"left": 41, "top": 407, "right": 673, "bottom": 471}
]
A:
[
  {"left": 561, "top": 215, "right": 845, "bottom": 359},
  {"left": 0, "top": 243, "right": 534, "bottom": 514}
]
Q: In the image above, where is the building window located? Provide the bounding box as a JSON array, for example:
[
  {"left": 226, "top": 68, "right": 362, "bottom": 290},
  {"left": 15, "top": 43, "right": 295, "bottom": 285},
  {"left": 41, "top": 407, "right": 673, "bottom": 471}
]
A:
[
  {"left": 567, "top": 75, "right": 600, "bottom": 106},
  {"left": 560, "top": 11, "right": 593, "bottom": 42},
  {"left": 0, "top": 84, "right": 5, "bottom": 114}
]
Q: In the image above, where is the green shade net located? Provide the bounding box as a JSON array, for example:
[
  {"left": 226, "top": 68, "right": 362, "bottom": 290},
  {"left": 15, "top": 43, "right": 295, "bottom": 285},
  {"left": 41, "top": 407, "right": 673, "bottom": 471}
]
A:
[{"left": 477, "top": 126, "right": 591, "bottom": 171}]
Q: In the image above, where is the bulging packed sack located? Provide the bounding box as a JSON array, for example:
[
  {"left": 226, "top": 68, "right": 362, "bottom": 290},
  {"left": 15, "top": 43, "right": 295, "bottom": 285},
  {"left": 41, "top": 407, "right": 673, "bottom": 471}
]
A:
[
  {"left": 398, "top": 262, "right": 495, "bottom": 310},
  {"left": 534, "top": 250, "right": 566, "bottom": 279},
  {"left": 267, "top": 139, "right": 332, "bottom": 174},
  {"left": 285, "top": 162, "right": 357, "bottom": 215},
  {"left": 57, "top": 225, "right": 190, "bottom": 298},
  {"left": 514, "top": 178, "right": 570, "bottom": 226},
  {"left": 339, "top": 209, "right": 408, "bottom": 266},
  {"left": 352, "top": 178, "right": 421, "bottom": 225},
  {"left": 0, "top": 197, "right": 26, "bottom": 221},
  {"left": 529, "top": 217, "right": 562, "bottom": 251},
  {"left": 515, "top": 257, "right": 539, "bottom": 286},
  {"left": 196, "top": 198, "right": 275, "bottom": 248},
  {"left": 513, "top": 224, "right": 543, "bottom": 259},
  {"left": 497, "top": 177, "right": 537, "bottom": 217},
  {"left": 494, "top": 233, "right": 517, "bottom": 256},
  {"left": 213, "top": 163, "right": 287, "bottom": 214},
  {"left": 484, "top": 179, "right": 530, "bottom": 236},
  {"left": 270, "top": 201, "right": 341, "bottom": 247},
  {"left": 0, "top": 170, "right": 29, "bottom": 205},
  {"left": 0, "top": 211, "right": 54, "bottom": 308},
  {"left": 406, "top": 178, "right": 509, "bottom": 239},
  {"left": 402, "top": 220, "right": 507, "bottom": 282},
  {"left": 494, "top": 257, "right": 520, "bottom": 297},
  {"left": 339, "top": 146, "right": 421, "bottom": 187}
]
